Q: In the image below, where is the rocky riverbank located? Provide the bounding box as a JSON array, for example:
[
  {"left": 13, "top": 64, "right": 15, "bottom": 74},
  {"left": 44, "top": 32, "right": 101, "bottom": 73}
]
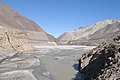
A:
[{"left": 79, "top": 36, "right": 120, "bottom": 80}]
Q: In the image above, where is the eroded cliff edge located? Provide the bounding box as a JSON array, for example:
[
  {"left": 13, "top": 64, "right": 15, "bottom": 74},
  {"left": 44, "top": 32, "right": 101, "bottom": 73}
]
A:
[{"left": 79, "top": 35, "right": 120, "bottom": 80}]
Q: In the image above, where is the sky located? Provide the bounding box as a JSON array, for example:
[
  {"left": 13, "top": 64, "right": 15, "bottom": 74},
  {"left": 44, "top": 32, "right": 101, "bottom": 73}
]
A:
[{"left": 0, "top": 0, "right": 120, "bottom": 37}]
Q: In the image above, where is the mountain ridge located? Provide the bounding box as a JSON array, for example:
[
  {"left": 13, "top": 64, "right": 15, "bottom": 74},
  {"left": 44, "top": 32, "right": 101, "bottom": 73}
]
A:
[{"left": 58, "top": 19, "right": 120, "bottom": 45}]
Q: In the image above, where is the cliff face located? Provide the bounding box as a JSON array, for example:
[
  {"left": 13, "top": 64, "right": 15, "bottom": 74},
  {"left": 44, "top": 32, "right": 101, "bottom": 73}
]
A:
[
  {"left": 0, "top": 2, "right": 58, "bottom": 46},
  {"left": 79, "top": 35, "right": 120, "bottom": 80},
  {"left": 58, "top": 19, "right": 120, "bottom": 45}
]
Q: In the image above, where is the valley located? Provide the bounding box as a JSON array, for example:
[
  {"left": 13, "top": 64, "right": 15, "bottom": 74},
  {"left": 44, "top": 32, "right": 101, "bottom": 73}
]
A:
[{"left": 0, "top": 1, "right": 119, "bottom": 80}]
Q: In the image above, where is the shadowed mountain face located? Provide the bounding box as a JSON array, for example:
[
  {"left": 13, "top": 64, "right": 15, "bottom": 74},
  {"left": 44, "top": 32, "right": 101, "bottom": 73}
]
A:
[
  {"left": 0, "top": 2, "right": 58, "bottom": 46},
  {"left": 58, "top": 19, "right": 120, "bottom": 45}
]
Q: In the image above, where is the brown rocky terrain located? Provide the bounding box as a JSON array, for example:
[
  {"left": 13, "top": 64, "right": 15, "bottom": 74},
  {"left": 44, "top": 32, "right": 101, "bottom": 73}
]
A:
[
  {"left": 78, "top": 34, "right": 120, "bottom": 80},
  {"left": 0, "top": 2, "right": 58, "bottom": 46},
  {"left": 58, "top": 19, "right": 120, "bottom": 45},
  {"left": 0, "top": 25, "right": 34, "bottom": 52}
]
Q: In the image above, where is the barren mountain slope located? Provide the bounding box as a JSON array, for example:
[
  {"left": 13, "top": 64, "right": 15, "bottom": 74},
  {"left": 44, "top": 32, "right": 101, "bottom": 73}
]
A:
[
  {"left": 0, "top": 2, "right": 58, "bottom": 46},
  {"left": 58, "top": 19, "right": 120, "bottom": 45}
]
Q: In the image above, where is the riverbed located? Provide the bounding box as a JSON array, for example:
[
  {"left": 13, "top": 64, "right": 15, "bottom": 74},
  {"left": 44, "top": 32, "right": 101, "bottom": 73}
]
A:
[{"left": 0, "top": 45, "right": 96, "bottom": 80}]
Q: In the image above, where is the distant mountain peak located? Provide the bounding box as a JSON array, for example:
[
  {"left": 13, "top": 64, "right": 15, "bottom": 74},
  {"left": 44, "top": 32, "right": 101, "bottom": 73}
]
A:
[{"left": 97, "top": 19, "right": 119, "bottom": 24}]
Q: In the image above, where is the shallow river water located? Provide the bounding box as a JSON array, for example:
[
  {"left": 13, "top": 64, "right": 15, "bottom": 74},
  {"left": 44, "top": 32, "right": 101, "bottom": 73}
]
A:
[{"left": 35, "top": 45, "right": 95, "bottom": 80}]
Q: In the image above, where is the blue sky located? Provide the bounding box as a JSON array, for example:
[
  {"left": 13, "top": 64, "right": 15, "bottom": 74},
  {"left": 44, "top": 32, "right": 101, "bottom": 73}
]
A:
[{"left": 0, "top": 0, "right": 120, "bottom": 37}]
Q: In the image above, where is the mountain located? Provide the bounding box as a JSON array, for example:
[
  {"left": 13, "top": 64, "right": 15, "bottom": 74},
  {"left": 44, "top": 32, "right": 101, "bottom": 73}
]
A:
[
  {"left": 0, "top": 2, "right": 58, "bottom": 46},
  {"left": 58, "top": 19, "right": 120, "bottom": 45}
]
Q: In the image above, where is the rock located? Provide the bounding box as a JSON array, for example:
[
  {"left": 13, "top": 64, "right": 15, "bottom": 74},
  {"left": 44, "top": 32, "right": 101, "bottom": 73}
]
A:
[{"left": 79, "top": 35, "right": 120, "bottom": 80}]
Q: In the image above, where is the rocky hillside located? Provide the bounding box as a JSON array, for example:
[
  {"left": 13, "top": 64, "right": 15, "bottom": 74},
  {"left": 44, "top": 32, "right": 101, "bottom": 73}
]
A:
[
  {"left": 0, "top": 2, "right": 58, "bottom": 46},
  {"left": 0, "top": 26, "right": 34, "bottom": 52},
  {"left": 78, "top": 35, "right": 120, "bottom": 80},
  {"left": 58, "top": 19, "right": 120, "bottom": 45}
]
